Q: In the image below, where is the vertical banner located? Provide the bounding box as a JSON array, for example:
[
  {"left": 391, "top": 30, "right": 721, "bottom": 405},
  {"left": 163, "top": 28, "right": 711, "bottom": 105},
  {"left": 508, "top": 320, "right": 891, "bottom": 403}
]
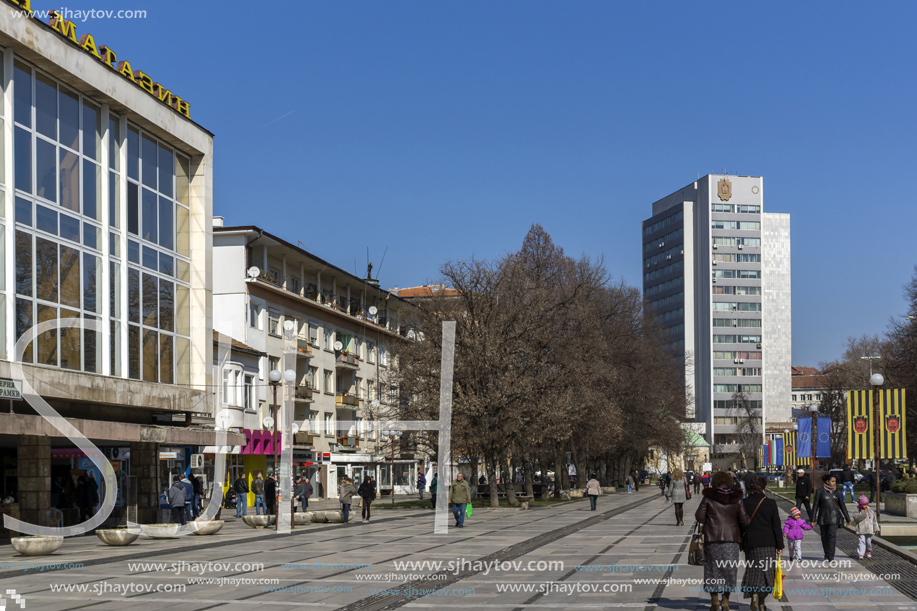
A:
[
  {"left": 783, "top": 431, "right": 797, "bottom": 467},
  {"left": 758, "top": 446, "right": 764, "bottom": 467},
  {"left": 880, "top": 389, "right": 907, "bottom": 459},
  {"left": 765, "top": 443, "right": 771, "bottom": 466},
  {"left": 816, "top": 417, "right": 832, "bottom": 458},
  {"left": 847, "top": 391, "right": 873, "bottom": 460},
  {"left": 797, "top": 417, "right": 812, "bottom": 458},
  {"left": 775, "top": 437, "right": 784, "bottom": 467}
]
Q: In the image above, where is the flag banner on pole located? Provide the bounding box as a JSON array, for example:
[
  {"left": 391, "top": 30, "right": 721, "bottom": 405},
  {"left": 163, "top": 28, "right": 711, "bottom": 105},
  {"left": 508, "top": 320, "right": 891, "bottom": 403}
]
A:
[
  {"left": 775, "top": 437, "right": 784, "bottom": 466},
  {"left": 783, "top": 431, "right": 797, "bottom": 466},
  {"left": 769, "top": 440, "right": 777, "bottom": 465},
  {"left": 758, "top": 446, "right": 764, "bottom": 467},
  {"left": 880, "top": 389, "right": 907, "bottom": 460},
  {"left": 797, "top": 417, "right": 812, "bottom": 458},
  {"left": 847, "top": 391, "right": 874, "bottom": 460},
  {"left": 816, "top": 417, "right": 832, "bottom": 458}
]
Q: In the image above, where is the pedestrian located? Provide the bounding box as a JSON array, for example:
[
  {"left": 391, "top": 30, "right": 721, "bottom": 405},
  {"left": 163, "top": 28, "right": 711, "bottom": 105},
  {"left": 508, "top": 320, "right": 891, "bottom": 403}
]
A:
[
  {"left": 794, "top": 469, "right": 813, "bottom": 521},
  {"left": 300, "top": 476, "right": 313, "bottom": 512},
  {"left": 782, "top": 507, "right": 813, "bottom": 562},
  {"left": 625, "top": 473, "right": 634, "bottom": 494},
  {"left": 741, "top": 476, "right": 783, "bottom": 611},
  {"left": 659, "top": 476, "right": 667, "bottom": 496},
  {"left": 358, "top": 476, "right": 376, "bottom": 522},
  {"left": 292, "top": 477, "right": 304, "bottom": 513},
  {"left": 251, "top": 473, "right": 266, "bottom": 515},
  {"left": 695, "top": 470, "right": 750, "bottom": 611},
  {"left": 694, "top": 472, "right": 702, "bottom": 495},
  {"left": 418, "top": 472, "right": 426, "bottom": 501},
  {"left": 478, "top": 474, "right": 486, "bottom": 485},
  {"left": 181, "top": 475, "right": 194, "bottom": 522},
  {"left": 665, "top": 468, "right": 688, "bottom": 526},
  {"left": 339, "top": 477, "right": 357, "bottom": 523},
  {"left": 75, "top": 476, "right": 92, "bottom": 523},
  {"left": 168, "top": 479, "right": 187, "bottom": 525},
  {"left": 430, "top": 473, "right": 438, "bottom": 509},
  {"left": 701, "top": 472, "right": 711, "bottom": 488},
  {"left": 853, "top": 495, "right": 879, "bottom": 560},
  {"left": 449, "top": 473, "right": 472, "bottom": 528},
  {"left": 585, "top": 473, "right": 601, "bottom": 511},
  {"left": 233, "top": 473, "right": 249, "bottom": 517},
  {"left": 811, "top": 473, "right": 852, "bottom": 562},
  {"left": 190, "top": 474, "right": 202, "bottom": 519},
  {"left": 632, "top": 470, "right": 640, "bottom": 492},
  {"left": 840, "top": 466, "right": 856, "bottom": 503},
  {"left": 87, "top": 472, "right": 100, "bottom": 518},
  {"left": 743, "top": 469, "right": 756, "bottom": 498},
  {"left": 265, "top": 474, "right": 277, "bottom": 515}
]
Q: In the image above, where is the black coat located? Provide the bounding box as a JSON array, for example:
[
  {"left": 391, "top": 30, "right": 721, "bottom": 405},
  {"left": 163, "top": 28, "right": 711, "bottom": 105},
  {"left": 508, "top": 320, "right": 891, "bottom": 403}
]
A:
[
  {"left": 744, "top": 471, "right": 756, "bottom": 488},
  {"left": 233, "top": 477, "right": 248, "bottom": 494},
  {"left": 811, "top": 488, "right": 851, "bottom": 526},
  {"left": 742, "top": 494, "right": 783, "bottom": 551},
  {"left": 794, "top": 475, "right": 813, "bottom": 499},
  {"left": 840, "top": 468, "right": 856, "bottom": 484},
  {"left": 264, "top": 479, "right": 276, "bottom": 504},
  {"left": 358, "top": 480, "right": 376, "bottom": 499}
]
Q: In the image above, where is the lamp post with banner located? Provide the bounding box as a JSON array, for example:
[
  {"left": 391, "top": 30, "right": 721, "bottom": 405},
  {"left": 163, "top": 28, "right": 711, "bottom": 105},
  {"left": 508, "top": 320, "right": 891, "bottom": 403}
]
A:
[{"left": 870, "top": 373, "right": 884, "bottom": 523}]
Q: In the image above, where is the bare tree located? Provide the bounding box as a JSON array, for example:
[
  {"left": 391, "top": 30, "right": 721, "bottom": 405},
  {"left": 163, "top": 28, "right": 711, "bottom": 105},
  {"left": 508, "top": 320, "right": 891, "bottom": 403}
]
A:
[{"left": 730, "top": 391, "right": 760, "bottom": 470}]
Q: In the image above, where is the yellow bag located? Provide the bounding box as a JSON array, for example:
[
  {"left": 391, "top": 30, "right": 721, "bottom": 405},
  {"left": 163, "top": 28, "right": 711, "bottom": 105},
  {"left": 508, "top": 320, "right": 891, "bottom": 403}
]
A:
[{"left": 773, "top": 554, "right": 783, "bottom": 600}]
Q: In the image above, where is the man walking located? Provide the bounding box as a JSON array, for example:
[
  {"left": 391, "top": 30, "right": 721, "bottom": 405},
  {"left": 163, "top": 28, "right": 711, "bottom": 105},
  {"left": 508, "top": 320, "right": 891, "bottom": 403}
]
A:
[
  {"left": 265, "top": 474, "right": 277, "bottom": 515},
  {"left": 358, "top": 476, "right": 376, "bottom": 523},
  {"left": 251, "top": 473, "right": 266, "bottom": 515},
  {"left": 449, "top": 473, "right": 472, "bottom": 528},
  {"left": 795, "top": 468, "right": 813, "bottom": 521},
  {"left": 841, "top": 465, "right": 856, "bottom": 503},
  {"left": 233, "top": 473, "right": 249, "bottom": 517},
  {"left": 168, "top": 479, "right": 187, "bottom": 525},
  {"left": 297, "top": 476, "right": 313, "bottom": 512},
  {"left": 190, "top": 474, "right": 202, "bottom": 519},
  {"left": 181, "top": 475, "right": 194, "bottom": 522},
  {"left": 692, "top": 472, "right": 701, "bottom": 495},
  {"left": 430, "top": 473, "right": 438, "bottom": 509},
  {"left": 418, "top": 472, "right": 426, "bottom": 501}
]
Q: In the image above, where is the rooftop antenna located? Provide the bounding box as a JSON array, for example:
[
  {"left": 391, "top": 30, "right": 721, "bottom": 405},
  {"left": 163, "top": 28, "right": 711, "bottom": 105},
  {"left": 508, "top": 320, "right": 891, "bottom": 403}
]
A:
[{"left": 376, "top": 245, "right": 389, "bottom": 278}]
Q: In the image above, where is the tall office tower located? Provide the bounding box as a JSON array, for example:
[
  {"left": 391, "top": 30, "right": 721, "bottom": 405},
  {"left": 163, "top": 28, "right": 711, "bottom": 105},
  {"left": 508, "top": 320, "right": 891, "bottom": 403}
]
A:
[{"left": 642, "top": 175, "right": 791, "bottom": 465}]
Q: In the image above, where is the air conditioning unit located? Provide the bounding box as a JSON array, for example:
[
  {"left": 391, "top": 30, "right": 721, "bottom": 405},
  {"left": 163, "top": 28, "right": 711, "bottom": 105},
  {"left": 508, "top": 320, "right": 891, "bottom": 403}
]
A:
[
  {"left": 659, "top": 242, "right": 665, "bottom": 248},
  {"left": 713, "top": 244, "right": 718, "bottom": 249},
  {"left": 666, "top": 255, "right": 672, "bottom": 260},
  {"left": 734, "top": 359, "right": 740, "bottom": 364},
  {"left": 738, "top": 244, "right": 744, "bottom": 249},
  {"left": 740, "top": 359, "right": 745, "bottom": 364},
  {"left": 712, "top": 261, "right": 717, "bottom": 265},
  {"left": 190, "top": 454, "right": 204, "bottom": 469},
  {"left": 756, "top": 343, "right": 762, "bottom": 349}
]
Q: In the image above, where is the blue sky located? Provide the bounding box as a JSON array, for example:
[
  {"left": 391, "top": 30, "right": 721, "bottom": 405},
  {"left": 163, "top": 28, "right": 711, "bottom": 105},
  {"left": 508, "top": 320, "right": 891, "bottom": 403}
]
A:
[{"left": 65, "top": 1, "right": 916, "bottom": 366}]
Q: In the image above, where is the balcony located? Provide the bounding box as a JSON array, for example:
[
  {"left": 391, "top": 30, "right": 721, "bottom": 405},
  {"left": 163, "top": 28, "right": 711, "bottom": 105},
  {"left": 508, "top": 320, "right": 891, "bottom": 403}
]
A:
[
  {"left": 335, "top": 352, "right": 359, "bottom": 370},
  {"left": 714, "top": 444, "right": 742, "bottom": 454},
  {"left": 336, "top": 393, "right": 360, "bottom": 409},
  {"left": 337, "top": 435, "right": 359, "bottom": 448},
  {"left": 294, "top": 433, "right": 313, "bottom": 446},
  {"left": 294, "top": 385, "right": 313, "bottom": 402},
  {"left": 296, "top": 337, "right": 313, "bottom": 357}
]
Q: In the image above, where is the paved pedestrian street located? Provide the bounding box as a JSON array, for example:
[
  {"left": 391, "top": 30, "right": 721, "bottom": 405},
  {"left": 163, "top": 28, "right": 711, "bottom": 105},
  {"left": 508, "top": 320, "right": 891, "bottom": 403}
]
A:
[{"left": 2, "top": 490, "right": 915, "bottom": 610}]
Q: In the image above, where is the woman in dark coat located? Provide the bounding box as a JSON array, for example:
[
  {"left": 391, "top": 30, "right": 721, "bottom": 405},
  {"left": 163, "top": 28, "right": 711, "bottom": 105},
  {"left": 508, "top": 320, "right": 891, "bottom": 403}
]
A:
[
  {"left": 811, "top": 474, "right": 851, "bottom": 561},
  {"left": 741, "top": 476, "right": 784, "bottom": 610},
  {"left": 695, "top": 471, "right": 750, "bottom": 611}
]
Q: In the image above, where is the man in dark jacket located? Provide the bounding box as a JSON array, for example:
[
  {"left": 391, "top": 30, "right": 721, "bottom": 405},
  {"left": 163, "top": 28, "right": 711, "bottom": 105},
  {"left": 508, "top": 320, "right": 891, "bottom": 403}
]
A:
[
  {"left": 190, "top": 474, "right": 203, "bottom": 519},
  {"left": 251, "top": 473, "right": 266, "bottom": 515},
  {"left": 743, "top": 470, "right": 756, "bottom": 498},
  {"left": 265, "top": 474, "right": 277, "bottom": 515},
  {"left": 795, "top": 469, "right": 813, "bottom": 521},
  {"left": 168, "top": 479, "right": 187, "bottom": 525},
  {"left": 233, "top": 474, "right": 249, "bottom": 517},
  {"left": 358, "top": 476, "right": 376, "bottom": 523},
  {"left": 840, "top": 466, "right": 856, "bottom": 503}
]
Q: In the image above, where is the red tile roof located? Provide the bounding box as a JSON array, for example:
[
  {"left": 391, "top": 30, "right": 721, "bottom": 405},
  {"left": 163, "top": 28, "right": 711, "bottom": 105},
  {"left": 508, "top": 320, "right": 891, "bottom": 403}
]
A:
[
  {"left": 394, "top": 286, "right": 461, "bottom": 299},
  {"left": 792, "top": 366, "right": 820, "bottom": 376}
]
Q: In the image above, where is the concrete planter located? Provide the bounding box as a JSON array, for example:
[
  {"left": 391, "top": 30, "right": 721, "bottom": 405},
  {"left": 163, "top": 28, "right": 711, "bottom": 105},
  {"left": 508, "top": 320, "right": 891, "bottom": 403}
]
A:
[
  {"left": 242, "top": 515, "right": 275, "bottom": 529},
  {"left": 569, "top": 490, "right": 584, "bottom": 498},
  {"left": 293, "top": 512, "right": 314, "bottom": 525},
  {"left": 10, "top": 536, "right": 63, "bottom": 556},
  {"left": 189, "top": 520, "right": 224, "bottom": 536},
  {"left": 144, "top": 524, "right": 181, "bottom": 539},
  {"left": 96, "top": 529, "right": 140, "bottom": 546},
  {"left": 312, "top": 511, "right": 345, "bottom": 523},
  {"left": 884, "top": 492, "right": 917, "bottom": 518}
]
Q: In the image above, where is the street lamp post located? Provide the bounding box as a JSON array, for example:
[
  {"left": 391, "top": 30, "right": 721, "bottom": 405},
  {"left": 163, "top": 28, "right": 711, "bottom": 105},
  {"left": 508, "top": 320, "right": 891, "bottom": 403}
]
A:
[
  {"left": 792, "top": 422, "right": 798, "bottom": 478},
  {"left": 268, "top": 369, "right": 281, "bottom": 531},
  {"left": 870, "top": 373, "right": 885, "bottom": 523},
  {"left": 383, "top": 430, "right": 402, "bottom": 505},
  {"left": 809, "top": 404, "right": 819, "bottom": 477}
]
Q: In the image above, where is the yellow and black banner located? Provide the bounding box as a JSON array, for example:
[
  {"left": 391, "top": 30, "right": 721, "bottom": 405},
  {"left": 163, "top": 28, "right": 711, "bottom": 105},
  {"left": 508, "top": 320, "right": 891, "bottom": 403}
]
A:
[
  {"left": 846, "top": 389, "right": 907, "bottom": 459},
  {"left": 783, "top": 431, "right": 797, "bottom": 466},
  {"left": 880, "top": 388, "right": 907, "bottom": 460},
  {"left": 757, "top": 446, "right": 763, "bottom": 467},
  {"left": 847, "top": 390, "right": 874, "bottom": 460}
]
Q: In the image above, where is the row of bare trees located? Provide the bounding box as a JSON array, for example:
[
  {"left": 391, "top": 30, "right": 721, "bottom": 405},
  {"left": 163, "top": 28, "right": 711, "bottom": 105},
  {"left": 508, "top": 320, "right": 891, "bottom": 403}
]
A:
[
  {"left": 814, "top": 266, "right": 917, "bottom": 465},
  {"left": 378, "top": 225, "right": 688, "bottom": 506}
]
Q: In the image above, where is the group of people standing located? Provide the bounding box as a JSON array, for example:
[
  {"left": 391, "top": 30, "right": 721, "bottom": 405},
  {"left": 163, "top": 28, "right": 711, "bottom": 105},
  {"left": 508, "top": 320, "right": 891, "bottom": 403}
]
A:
[{"left": 167, "top": 473, "right": 205, "bottom": 525}]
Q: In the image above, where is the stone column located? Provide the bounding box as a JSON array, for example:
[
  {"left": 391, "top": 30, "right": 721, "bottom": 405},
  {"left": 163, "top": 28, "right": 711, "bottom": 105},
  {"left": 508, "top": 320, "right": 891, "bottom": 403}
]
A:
[
  {"left": 129, "top": 442, "right": 160, "bottom": 524},
  {"left": 17, "top": 435, "right": 51, "bottom": 529}
]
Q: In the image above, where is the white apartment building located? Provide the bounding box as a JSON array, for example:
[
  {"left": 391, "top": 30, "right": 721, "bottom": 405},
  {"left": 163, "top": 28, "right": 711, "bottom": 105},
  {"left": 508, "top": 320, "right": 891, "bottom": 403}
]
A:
[
  {"left": 212, "top": 222, "right": 418, "bottom": 499},
  {"left": 642, "top": 175, "right": 792, "bottom": 468}
]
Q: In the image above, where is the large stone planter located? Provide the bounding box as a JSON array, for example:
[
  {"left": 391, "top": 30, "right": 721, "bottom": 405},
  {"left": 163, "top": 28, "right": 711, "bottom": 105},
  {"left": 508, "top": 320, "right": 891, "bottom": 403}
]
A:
[
  {"left": 569, "top": 490, "right": 584, "bottom": 499},
  {"left": 96, "top": 529, "right": 140, "bottom": 546},
  {"left": 143, "top": 524, "right": 181, "bottom": 539},
  {"left": 293, "top": 512, "right": 313, "bottom": 525},
  {"left": 312, "top": 511, "right": 345, "bottom": 523},
  {"left": 189, "top": 520, "right": 224, "bottom": 536},
  {"left": 600, "top": 487, "right": 616, "bottom": 494},
  {"left": 884, "top": 492, "right": 917, "bottom": 518},
  {"left": 10, "top": 536, "right": 63, "bottom": 556},
  {"left": 242, "top": 515, "right": 275, "bottom": 529}
]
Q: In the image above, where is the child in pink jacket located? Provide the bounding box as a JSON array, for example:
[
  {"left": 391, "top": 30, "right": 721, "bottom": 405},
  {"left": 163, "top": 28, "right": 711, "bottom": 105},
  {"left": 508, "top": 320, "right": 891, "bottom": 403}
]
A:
[{"left": 783, "top": 507, "right": 813, "bottom": 561}]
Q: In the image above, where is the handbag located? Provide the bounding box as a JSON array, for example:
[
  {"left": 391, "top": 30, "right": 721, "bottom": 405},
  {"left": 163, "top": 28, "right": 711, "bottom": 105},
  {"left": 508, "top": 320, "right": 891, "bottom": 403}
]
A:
[
  {"left": 688, "top": 522, "right": 706, "bottom": 566},
  {"left": 773, "top": 553, "right": 783, "bottom": 599},
  {"left": 685, "top": 482, "right": 692, "bottom": 500},
  {"left": 742, "top": 497, "right": 766, "bottom": 552},
  {"left": 465, "top": 503, "right": 473, "bottom": 518}
]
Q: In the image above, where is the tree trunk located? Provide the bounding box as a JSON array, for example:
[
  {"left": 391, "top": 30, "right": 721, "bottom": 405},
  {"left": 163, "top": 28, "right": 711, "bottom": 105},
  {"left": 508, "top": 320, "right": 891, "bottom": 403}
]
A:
[
  {"left": 575, "top": 450, "right": 588, "bottom": 491},
  {"left": 502, "top": 458, "right": 519, "bottom": 506},
  {"left": 557, "top": 449, "right": 571, "bottom": 491},
  {"left": 523, "top": 453, "right": 535, "bottom": 499},
  {"left": 485, "top": 452, "right": 500, "bottom": 508}
]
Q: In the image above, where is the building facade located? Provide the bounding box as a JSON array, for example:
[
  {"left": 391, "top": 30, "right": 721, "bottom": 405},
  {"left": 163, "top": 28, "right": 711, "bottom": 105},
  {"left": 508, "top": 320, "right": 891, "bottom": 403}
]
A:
[
  {"left": 213, "top": 223, "right": 419, "bottom": 499},
  {"left": 642, "top": 175, "right": 791, "bottom": 468},
  {"left": 0, "top": 6, "right": 222, "bottom": 532}
]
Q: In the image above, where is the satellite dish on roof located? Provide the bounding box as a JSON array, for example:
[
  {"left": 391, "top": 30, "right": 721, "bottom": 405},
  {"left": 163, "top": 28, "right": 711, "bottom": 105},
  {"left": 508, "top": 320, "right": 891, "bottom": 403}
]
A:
[
  {"left": 247, "top": 266, "right": 260, "bottom": 279},
  {"left": 216, "top": 409, "right": 233, "bottom": 430},
  {"left": 369, "top": 306, "right": 378, "bottom": 316},
  {"left": 262, "top": 416, "right": 274, "bottom": 429},
  {"left": 291, "top": 423, "right": 300, "bottom": 435},
  {"left": 334, "top": 341, "right": 343, "bottom": 351}
]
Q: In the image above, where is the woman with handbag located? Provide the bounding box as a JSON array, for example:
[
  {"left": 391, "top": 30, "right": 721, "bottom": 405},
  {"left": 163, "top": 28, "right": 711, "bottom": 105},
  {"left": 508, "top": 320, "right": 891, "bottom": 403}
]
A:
[
  {"left": 665, "top": 468, "right": 689, "bottom": 525},
  {"left": 585, "top": 474, "right": 602, "bottom": 511},
  {"left": 695, "top": 471, "right": 750, "bottom": 611},
  {"left": 740, "top": 476, "right": 783, "bottom": 611},
  {"left": 811, "top": 474, "right": 851, "bottom": 561}
]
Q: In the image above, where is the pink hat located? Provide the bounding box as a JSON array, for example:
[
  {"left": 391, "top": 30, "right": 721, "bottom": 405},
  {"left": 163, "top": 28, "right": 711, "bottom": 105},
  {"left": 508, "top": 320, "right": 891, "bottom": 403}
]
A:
[
  {"left": 858, "top": 495, "right": 869, "bottom": 507},
  {"left": 790, "top": 507, "right": 801, "bottom": 519}
]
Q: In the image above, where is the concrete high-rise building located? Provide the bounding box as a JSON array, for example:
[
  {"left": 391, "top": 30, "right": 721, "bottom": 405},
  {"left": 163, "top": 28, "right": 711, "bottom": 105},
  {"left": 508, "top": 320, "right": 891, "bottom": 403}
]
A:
[{"left": 642, "top": 175, "right": 791, "bottom": 467}]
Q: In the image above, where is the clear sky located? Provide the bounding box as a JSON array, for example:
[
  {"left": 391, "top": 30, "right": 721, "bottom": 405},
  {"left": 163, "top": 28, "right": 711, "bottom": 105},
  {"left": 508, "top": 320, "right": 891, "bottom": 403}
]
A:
[{"left": 66, "top": 0, "right": 916, "bottom": 366}]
